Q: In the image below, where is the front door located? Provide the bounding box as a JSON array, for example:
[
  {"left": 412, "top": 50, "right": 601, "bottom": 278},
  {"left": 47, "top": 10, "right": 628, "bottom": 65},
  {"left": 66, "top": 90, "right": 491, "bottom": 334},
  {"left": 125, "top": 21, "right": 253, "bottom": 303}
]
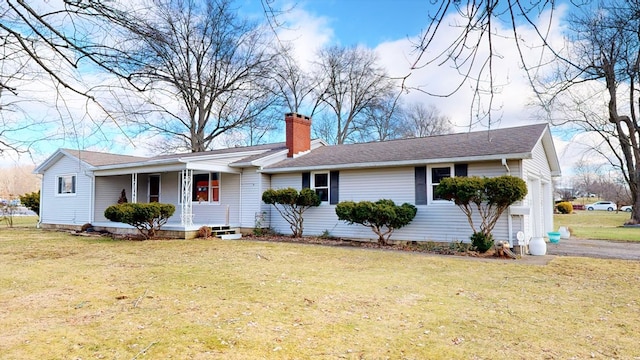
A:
[{"left": 149, "top": 175, "right": 160, "bottom": 202}]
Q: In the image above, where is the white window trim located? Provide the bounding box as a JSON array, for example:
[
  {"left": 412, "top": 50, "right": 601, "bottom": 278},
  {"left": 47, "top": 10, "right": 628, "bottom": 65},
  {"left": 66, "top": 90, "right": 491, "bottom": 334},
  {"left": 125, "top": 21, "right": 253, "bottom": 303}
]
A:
[
  {"left": 428, "top": 164, "right": 454, "bottom": 203},
  {"left": 186, "top": 171, "right": 221, "bottom": 205},
  {"left": 311, "top": 171, "right": 329, "bottom": 203},
  {"left": 55, "top": 174, "right": 77, "bottom": 197}
]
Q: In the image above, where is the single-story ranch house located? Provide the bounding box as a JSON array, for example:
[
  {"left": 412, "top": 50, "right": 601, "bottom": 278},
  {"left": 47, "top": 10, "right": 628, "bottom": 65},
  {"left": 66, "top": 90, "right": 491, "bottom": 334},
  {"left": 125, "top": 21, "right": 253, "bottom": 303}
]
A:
[{"left": 35, "top": 113, "right": 561, "bottom": 248}]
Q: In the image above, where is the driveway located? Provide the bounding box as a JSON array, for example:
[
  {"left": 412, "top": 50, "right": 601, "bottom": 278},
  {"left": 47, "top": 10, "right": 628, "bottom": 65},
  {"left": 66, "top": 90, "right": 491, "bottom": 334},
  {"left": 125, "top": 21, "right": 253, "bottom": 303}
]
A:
[{"left": 546, "top": 238, "right": 640, "bottom": 261}]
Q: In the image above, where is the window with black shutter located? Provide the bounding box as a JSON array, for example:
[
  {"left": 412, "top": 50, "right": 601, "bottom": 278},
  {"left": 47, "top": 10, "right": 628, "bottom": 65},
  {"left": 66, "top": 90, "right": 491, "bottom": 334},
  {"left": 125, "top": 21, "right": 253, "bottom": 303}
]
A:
[
  {"left": 415, "top": 167, "right": 427, "bottom": 205},
  {"left": 330, "top": 171, "right": 339, "bottom": 204}
]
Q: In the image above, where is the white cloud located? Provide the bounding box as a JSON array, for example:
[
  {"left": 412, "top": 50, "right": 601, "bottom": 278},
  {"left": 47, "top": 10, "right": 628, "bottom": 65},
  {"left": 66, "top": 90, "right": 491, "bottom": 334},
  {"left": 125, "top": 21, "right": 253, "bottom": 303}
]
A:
[
  {"left": 275, "top": 4, "right": 334, "bottom": 70},
  {"left": 374, "top": 6, "right": 567, "bottom": 132}
]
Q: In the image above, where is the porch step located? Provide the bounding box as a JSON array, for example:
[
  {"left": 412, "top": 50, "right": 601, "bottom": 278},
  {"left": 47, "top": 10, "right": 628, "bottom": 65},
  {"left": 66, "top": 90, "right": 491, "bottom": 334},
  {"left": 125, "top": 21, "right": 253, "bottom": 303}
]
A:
[{"left": 211, "top": 226, "right": 241, "bottom": 240}]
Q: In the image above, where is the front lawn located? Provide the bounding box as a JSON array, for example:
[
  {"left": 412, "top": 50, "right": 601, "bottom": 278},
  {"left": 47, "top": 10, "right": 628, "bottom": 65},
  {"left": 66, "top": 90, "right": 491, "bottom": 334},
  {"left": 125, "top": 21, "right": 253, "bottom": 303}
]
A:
[
  {"left": 554, "top": 211, "right": 639, "bottom": 241},
  {"left": 1, "top": 228, "right": 639, "bottom": 359}
]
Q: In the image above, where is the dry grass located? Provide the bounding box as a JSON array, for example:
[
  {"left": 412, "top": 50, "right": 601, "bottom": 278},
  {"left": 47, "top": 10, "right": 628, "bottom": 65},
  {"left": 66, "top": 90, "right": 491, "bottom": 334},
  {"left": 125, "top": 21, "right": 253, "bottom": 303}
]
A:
[
  {"left": 555, "top": 211, "right": 640, "bottom": 241},
  {"left": 1, "top": 228, "right": 640, "bottom": 359}
]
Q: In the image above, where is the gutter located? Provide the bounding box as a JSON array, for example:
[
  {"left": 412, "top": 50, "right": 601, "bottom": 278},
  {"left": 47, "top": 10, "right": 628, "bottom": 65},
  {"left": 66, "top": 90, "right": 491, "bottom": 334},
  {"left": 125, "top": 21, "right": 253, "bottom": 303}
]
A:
[
  {"left": 503, "top": 158, "right": 513, "bottom": 246},
  {"left": 260, "top": 153, "right": 533, "bottom": 174},
  {"left": 37, "top": 175, "right": 44, "bottom": 228}
]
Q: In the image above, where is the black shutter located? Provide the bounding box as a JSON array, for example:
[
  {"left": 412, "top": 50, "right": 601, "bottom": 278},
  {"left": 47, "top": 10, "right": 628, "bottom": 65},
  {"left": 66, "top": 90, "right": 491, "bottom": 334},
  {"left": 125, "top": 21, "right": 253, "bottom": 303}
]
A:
[
  {"left": 330, "top": 171, "right": 339, "bottom": 204},
  {"left": 415, "top": 166, "right": 427, "bottom": 205},
  {"left": 58, "top": 177, "right": 63, "bottom": 194},
  {"left": 302, "top": 172, "right": 310, "bottom": 189},
  {"left": 454, "top": 164, "right": 468, "bottom": 177},
  {"left": 71, "top": 175, "right": 76, "bottom": 193}
]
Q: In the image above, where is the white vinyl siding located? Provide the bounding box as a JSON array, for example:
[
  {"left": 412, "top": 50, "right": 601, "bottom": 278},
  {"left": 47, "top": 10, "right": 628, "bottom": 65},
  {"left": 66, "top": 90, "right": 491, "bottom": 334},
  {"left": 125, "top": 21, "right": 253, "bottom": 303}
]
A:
[
  {"left": 191, "top": 173, "right": 240, "bottom": 225},
  {"left": 93, "top": 175, "right": 132, "bottom": 222},
  {"left": 239, "top": 169, "right": 269, "bottom": 228},
  {"left": 521, "top": 140, "right": 554, "bottom": 240},
  {"left": 40, "top": 156, "right": 92, "bottom": 225},
  {"left": 267, "top": 162, "right": 529, "bottom": 242},
  {"left": 94, "top": 172, "right": 182, "bottom": 223}
]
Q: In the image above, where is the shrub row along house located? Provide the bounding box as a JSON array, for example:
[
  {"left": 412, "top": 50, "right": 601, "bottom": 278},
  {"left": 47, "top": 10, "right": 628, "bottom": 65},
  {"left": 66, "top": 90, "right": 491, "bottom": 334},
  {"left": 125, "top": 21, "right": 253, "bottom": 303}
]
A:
[{"left": 34, "top": 113, "right": 560, "bottom": 248}]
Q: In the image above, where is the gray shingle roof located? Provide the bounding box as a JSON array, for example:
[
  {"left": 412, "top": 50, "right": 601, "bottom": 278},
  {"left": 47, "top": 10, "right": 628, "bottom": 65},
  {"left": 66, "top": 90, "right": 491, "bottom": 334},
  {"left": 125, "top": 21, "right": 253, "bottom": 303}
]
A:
[
  {"left": 62, "top": 142, "right": 287, "bottom": 167},
  {"left": 263, "top": 123, "right": 549, "bottom": 171},
  {"left": 147, "top": 142, "right": 287, "bottom": 161},
  {"left": 61, "top": 149, "right": 148, "bottom": 167}
]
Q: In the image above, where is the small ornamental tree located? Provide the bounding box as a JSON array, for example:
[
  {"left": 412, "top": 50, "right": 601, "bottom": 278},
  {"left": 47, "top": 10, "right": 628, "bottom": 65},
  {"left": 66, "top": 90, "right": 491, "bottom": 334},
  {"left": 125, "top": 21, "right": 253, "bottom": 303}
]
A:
[
  {"left": 435, "top": 175, "right": 527, "bottom": 252},
  {"left": 335, "top": 199, "right": 418, "bottom": 245},
  {"left": 1, "top": 201, "right": 18, "bottom": 227},
  {"left": 104, "top": 203, "right": 175, "bottom": 239},
  {"left": 262, "top": 188, "right": 321, "bottom": 237}
]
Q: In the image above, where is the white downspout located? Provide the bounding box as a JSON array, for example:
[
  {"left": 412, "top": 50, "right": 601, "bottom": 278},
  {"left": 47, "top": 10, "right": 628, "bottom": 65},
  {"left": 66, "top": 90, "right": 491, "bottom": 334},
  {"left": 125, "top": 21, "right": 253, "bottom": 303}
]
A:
[
  {"left": 88, "top": 172, "right": 95, "bottom": 224},
  {"left": 502, "top": 158, "right": 511, "bottom": 175},
  {"left": 37, "top": 175, "right": 44, "bottom": 228},
  {"left": 503, "top": 159, "right": 513, "bottom": 246}
]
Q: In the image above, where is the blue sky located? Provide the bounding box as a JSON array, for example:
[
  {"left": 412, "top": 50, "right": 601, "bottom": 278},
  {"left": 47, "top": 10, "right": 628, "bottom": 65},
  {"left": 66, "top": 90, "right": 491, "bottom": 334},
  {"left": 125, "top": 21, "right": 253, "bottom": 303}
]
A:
[
  {"left": 2, "top": 0, "right": 589, "bottom": 174},
  {"left": 291, "top": 0, "right": 431, "bottom": 47}
]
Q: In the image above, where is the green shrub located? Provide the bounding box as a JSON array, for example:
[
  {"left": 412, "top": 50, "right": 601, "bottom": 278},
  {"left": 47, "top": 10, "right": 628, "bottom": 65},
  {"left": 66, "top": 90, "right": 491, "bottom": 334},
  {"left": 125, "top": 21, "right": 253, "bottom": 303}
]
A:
[
  {"left": 262, "top": 188, "right": 321, "bottom": 237},
  {"left": 335, "top": 199, "right": 417, "bottom": 245},
  {"left": 556, "top": 201, "right": 573, "bottom": 214},
  {"left": 470, "top": 231, "right": 494, "bottom": 253},
  {"left": 436, "top": 175, "right": 527, "bottom": 241},
  {"left": 19, "top": 190, "right": 40, "bottom": 216},
  {"left": 104, "top": 202, "right": 175, "bottom": 239}
]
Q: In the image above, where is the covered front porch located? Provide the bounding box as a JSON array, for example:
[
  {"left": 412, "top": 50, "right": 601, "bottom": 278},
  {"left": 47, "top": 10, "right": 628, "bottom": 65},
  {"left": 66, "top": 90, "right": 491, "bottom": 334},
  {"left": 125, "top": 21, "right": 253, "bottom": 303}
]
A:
[{"left": 91, "top": 164, "right": 244, "bottom": 238}]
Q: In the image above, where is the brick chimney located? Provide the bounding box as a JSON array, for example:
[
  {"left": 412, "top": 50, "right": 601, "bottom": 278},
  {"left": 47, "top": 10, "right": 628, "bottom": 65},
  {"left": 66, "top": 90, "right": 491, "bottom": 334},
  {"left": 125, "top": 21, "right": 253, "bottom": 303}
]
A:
[{"left": 285, "top": 113, "right": 312, "bottom": 157}]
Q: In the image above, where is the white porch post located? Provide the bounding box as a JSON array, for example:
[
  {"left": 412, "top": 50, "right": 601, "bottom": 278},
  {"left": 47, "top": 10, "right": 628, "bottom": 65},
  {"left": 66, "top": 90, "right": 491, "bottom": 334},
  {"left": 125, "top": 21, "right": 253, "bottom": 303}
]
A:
[
  {"left": 131, "top": 173, "right": 138, "bottom": 203},
  {"left": 181, "top": 169, "right": 193, "bottom": 226}
]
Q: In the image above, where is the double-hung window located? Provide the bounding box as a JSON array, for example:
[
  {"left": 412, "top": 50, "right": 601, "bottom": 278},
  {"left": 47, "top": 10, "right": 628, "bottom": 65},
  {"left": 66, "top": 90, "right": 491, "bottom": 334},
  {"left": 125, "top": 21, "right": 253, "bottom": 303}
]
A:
[
  {"left": 415, "top": 164, "right": 467, "bottom": 204},
  {"left": 192, "top": 172, "right": 220, "bottom": 203},
  {"left": 312, "top": 172, "right": 329, "bottom": 202},
  {"left": 302, "top": 171, "right": 339, "bottom": 204},
  {"left": 431, "top": 166, "right": 451, "bottom": 201},
  {"left": 56, "top": 174, "right": 76, "bottom": 195}
]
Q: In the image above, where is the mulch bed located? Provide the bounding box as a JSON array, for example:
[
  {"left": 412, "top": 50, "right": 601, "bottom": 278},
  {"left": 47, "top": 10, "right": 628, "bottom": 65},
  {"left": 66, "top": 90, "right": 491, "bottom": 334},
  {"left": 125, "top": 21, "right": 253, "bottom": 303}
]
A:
[
  {"left": 241, "top": 234, "right": 507, "bottom": 259},
  {"left": 70, "top": 228, "right": 511, "bottom": 259}
]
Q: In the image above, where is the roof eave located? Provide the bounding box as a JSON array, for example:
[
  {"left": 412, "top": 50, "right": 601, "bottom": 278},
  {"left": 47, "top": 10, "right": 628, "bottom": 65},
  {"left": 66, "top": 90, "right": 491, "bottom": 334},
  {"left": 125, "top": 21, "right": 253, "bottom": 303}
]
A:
[
  {"left": 34, "top": 149, "right": 96, "bottom": 174},
  {"left": 230, "top": 149, "right": 290, "bottom": 168},
  {"left": 541, "top": 126, "right": 562, "bottom": 176},
  {"left": 259, "top": 152, "right": 533, "bottom": 174}
]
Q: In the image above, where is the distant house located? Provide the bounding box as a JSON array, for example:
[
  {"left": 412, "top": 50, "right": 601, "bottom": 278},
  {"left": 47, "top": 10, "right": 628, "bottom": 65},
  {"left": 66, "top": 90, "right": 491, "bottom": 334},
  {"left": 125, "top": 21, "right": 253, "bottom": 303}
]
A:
[{"left": 35, "top": 113, "right": 560, "bottom": 247}]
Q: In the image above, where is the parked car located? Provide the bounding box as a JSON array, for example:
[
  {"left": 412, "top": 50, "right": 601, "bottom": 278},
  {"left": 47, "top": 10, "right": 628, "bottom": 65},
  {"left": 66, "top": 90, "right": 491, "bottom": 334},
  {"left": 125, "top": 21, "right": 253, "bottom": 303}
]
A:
[
  {"left": 620, "top": 205, "right": 633, "bottom": 212},
  {"left": 586, "top": 201, "right": 617, "bottom": 211}
]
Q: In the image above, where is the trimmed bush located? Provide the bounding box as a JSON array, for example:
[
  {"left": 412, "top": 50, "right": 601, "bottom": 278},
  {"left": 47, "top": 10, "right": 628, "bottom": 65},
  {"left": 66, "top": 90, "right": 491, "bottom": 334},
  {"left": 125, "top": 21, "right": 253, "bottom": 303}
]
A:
[
  {"left": 104, "top": 202, "right": 175, "bottom": 239},
  {"left": 435, "top": 175, "right": 527, "bottom": 252},
  {"left": 556, "top": 201, "right": 573, "bottom": 214},
  {"left": 335, "top": 199, "right": 417, "bottom": 245},
  {"left": 262, "top": 188, "right": 321, "bottom": 237},
  {"left": 470, "top": 231, "right": 494, "bottom": 253}
]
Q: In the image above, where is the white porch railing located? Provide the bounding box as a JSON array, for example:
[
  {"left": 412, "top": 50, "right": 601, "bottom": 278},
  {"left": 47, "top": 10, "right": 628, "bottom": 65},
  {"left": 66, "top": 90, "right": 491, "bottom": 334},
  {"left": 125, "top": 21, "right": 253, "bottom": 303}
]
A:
[
  {"left": 181, "top": 169, "right": 193, "bottom": 226},
  {"left": 131, "top": 173, "right": 138, "bottom": 203}
]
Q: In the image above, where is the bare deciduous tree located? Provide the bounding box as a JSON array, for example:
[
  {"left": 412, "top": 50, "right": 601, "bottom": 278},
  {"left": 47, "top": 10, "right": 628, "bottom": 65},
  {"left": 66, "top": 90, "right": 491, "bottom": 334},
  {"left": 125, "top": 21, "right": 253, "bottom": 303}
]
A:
[
  {"left": 359, "top": 94, "right": 404, "bottom": 142},
  {"left": 546, "top": 1, "right": 640, "bottom": 223},
  {"left": 313, "top": 45, "right": 395, "bottom": 144},
  {"left": 271, "top": 45, "right": 321, "bottom": 116},
  {"left": 88, "top": 0, "right": 280, "bottom": 153},
  {"left": 412, "top": 0, "right": 559, "bottom": 126},
  {"left": 399, "top": 103, "right": 452, "bottom": 138}
]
